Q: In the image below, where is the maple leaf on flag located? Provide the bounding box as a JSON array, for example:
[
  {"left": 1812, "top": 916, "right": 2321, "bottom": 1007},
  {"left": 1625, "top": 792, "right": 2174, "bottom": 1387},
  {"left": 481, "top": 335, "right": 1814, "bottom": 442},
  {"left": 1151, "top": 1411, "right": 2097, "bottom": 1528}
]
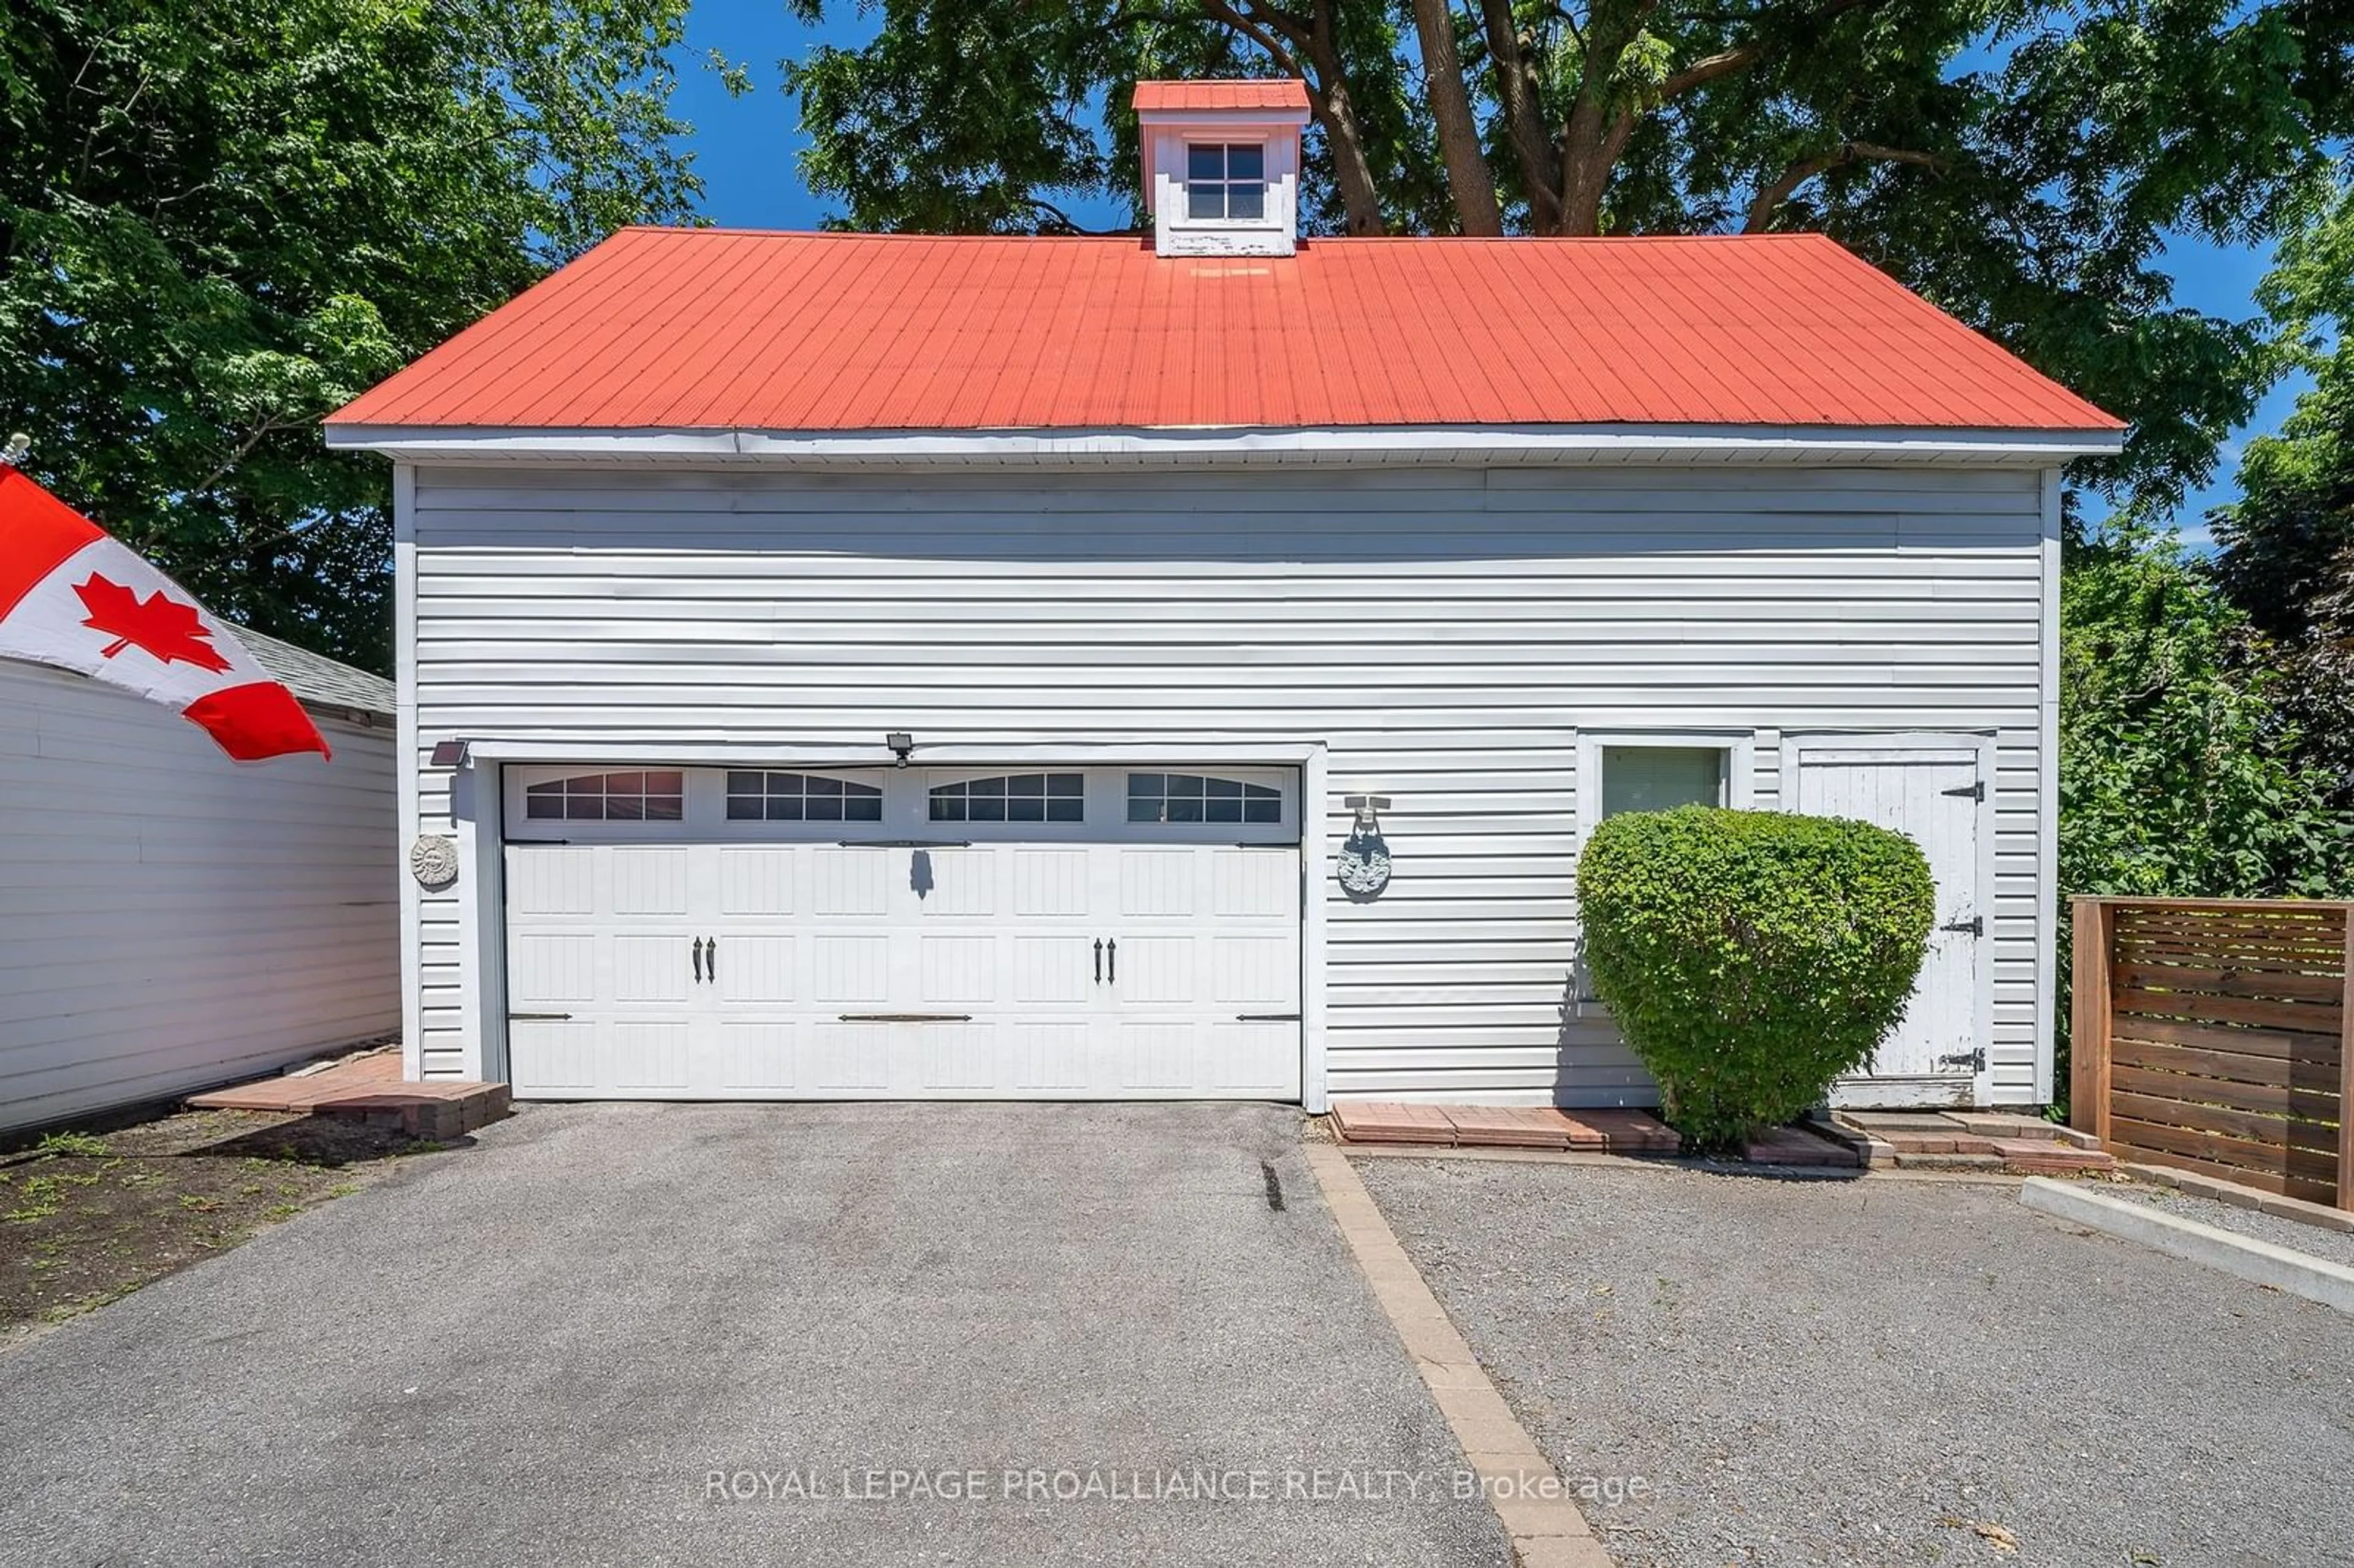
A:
[{"left": 74, "top": 573, "right": 234, "bottom": 673}]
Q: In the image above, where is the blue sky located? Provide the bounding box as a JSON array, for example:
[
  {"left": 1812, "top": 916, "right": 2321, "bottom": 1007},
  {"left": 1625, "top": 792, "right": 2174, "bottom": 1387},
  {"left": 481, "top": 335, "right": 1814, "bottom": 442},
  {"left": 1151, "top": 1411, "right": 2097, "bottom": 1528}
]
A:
[{"left": 671, "top": 0, "right": 2304, "bottom": 543}]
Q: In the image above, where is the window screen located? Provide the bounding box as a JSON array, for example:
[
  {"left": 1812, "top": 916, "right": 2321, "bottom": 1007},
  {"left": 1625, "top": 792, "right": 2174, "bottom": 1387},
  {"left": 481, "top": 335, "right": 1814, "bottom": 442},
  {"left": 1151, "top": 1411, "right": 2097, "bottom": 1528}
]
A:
[{"left": 1599, "top": 747, "right": 1727, "bottom": 818}]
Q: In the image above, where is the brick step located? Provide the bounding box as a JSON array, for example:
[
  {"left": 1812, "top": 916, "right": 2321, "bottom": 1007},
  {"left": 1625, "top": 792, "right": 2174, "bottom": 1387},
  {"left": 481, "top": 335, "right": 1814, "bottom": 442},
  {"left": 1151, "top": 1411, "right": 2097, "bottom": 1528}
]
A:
[
  {"left": 1813, "top": 1114, "right": 2119, "bottom": 1174},
  {"left": 188, "top": 1047, "right": 511, "bottom": 1141},
  {"left": 314, "top": 1085, "right": 513, "bottom": 1141},
  {"left": 1837, "top": 1109, "right": 2100, "bottom": 1151},
  {"left": 1330, "top": 1103, "right": 1680, "bottom": 1155}
]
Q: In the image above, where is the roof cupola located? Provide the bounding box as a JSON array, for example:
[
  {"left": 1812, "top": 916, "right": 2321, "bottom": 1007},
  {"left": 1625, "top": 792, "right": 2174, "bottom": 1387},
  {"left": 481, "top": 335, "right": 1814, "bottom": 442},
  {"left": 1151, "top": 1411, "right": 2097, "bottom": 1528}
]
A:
[{"left": 1131, "top": 80, "right": 1311, "bottom": 259}]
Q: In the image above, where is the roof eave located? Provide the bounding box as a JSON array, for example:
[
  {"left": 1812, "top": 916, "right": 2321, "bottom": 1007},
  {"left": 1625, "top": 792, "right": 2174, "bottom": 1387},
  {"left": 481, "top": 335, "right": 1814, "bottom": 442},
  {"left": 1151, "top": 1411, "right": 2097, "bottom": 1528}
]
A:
[{"left": 324, "top": 422, "right": 2127, "bottom": 467}]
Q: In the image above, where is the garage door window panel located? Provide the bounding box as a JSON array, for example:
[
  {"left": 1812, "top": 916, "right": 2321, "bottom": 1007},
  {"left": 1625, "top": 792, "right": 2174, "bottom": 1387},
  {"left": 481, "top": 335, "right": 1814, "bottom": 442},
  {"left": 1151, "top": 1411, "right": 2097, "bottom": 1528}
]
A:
[
  {"left": 726, "top": 771, "right": 883, "bottom": 823},
  {"left": 524, "top": 771, "right": 685, "bottom": 821},
  {"left": 1128, "top": 772, "right": 1281, "bottom": 825},
  {"left": 929, "top": 774, "right": 1084, "bottom": 823}
]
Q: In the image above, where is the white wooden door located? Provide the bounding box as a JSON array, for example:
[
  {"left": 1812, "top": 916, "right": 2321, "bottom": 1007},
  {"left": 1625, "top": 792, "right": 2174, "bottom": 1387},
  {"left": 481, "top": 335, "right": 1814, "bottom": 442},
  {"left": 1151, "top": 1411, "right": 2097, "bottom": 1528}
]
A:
[
  {"left": 500, "top": 765, "right": 1301, "bottom": 1100},
  {"left": 1791, "top": 742, "right": 1987, "bottom": 1106}
]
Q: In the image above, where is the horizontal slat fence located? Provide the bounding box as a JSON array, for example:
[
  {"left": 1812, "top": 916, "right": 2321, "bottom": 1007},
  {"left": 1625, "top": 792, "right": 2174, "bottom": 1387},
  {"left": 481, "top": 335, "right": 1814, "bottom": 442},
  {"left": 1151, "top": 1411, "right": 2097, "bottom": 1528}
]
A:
[{"left": 2072, "top": 897, "right": 2354, "bottom": 1208}]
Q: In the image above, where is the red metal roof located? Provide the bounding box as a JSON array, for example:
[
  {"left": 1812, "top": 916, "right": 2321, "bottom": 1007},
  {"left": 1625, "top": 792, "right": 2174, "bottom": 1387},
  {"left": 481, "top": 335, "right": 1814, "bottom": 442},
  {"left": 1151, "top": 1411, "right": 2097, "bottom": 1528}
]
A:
[
  {"left": 327, "top": 230, "right": 2122, "bottom": 435},
  {"left": 1132, "top": 79, "right": 1310, "bottom": 112}
]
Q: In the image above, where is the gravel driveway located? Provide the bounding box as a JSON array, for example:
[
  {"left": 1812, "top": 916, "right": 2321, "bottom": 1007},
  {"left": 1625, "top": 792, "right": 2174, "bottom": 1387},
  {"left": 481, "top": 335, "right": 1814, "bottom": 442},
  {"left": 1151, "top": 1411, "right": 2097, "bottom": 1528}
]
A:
[
  {"left": 1357, "top": 1156, "right": 2354, "bottom": 1568},
  {"left": 0, "top": 1103, "right": 1506, "bottom": 1568}
]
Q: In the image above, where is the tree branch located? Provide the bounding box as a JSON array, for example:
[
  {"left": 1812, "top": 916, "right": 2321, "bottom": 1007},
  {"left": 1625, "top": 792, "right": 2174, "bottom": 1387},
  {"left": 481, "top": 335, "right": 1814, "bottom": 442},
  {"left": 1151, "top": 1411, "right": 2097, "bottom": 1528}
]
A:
[
  {"left": 188, "top": 418, "right": 300, "bottom": 508},
  {"left": 1658, "top": 0, "right": 1884, "bottom": 101},
  {"left": 1021, "top": 196, "right": 1121, "bottom": 236},
  {"left": 1743, "top": 140, "right": 1945, "bottom": 231},
  {"left": 1197, "top": 0, "right": 1307, "bottom": 70}
]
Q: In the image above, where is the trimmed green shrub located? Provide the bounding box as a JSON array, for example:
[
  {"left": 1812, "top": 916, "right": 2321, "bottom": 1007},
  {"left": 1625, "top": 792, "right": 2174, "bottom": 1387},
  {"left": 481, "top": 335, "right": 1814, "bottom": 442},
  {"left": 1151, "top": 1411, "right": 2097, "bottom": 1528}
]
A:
[{"left": 1577, "top": 807, "right": 1935, "bottom": 1154}]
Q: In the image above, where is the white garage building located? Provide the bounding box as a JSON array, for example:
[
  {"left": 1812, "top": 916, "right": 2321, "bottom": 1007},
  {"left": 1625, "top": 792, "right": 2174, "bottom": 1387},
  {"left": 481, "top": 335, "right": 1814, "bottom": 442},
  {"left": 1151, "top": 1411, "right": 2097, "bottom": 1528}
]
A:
[{"left": 327, "top": 82, "right": 2122, "bottom": 1113}]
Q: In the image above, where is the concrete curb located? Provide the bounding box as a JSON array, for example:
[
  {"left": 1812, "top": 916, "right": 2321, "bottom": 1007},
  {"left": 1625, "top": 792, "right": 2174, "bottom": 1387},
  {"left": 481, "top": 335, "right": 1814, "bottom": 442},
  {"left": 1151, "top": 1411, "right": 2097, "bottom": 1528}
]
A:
[
  {"left": 2020, "top": 1177, "right": 2354, "bottom": 1315},
  {"left": 1303, "top": 1144, "right": 1617, "bottom": 1568}
]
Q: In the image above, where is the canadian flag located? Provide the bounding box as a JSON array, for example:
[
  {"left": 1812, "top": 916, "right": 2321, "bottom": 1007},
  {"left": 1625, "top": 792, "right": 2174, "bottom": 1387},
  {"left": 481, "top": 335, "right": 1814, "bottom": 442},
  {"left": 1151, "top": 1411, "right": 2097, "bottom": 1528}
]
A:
[{"left": 0, "top": 463, "right": 330, "bottom": 761}]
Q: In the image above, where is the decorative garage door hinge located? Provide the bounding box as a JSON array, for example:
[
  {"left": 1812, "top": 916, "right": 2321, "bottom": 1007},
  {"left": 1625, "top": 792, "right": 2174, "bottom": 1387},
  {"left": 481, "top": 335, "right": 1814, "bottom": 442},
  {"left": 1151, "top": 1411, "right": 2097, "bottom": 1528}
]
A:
[
  {"left": 1941, "top": 780, "right": 1986, "bottom": 801},
  {"left": 508, "top": 1011, "right": 573, "bottom": 1021},
  {"left": 1937, "top": 1048, "right": 1987, "bottom": 1074},
  {"left": 1940, "top": 915, "right": 1984, "bottom": 937}
]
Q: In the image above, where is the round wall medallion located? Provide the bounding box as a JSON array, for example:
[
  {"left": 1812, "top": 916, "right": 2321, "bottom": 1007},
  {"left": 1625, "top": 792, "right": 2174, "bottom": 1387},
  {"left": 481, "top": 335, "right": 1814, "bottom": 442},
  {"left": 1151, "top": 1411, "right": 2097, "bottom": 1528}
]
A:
[
  {"left": 409, "top": 834, "right": 460, "bottom": 890},
  {"left": 1336, "top": 832, "right": 1392, "bottom": 897}
]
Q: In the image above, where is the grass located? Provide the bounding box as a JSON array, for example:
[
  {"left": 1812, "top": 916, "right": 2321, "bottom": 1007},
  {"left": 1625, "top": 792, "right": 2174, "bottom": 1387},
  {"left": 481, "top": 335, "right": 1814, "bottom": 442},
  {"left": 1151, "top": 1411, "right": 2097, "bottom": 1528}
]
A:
[{"left": 0, "top": 1106, "right": 453, "bottom": 1345}]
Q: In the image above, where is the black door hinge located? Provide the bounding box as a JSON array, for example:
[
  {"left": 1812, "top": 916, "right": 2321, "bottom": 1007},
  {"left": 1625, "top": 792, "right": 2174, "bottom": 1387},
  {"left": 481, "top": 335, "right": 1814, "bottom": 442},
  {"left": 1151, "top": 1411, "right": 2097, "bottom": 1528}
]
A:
[
  {"left": 1941, "top": 780, "right": 1985, "bottom": 801},
  {"left": 1937, "top": 1048, "right": 1986, "bottom": 1074},
  {"left": 1940, "top": 915, "right": 1984, "bottom": 937}
]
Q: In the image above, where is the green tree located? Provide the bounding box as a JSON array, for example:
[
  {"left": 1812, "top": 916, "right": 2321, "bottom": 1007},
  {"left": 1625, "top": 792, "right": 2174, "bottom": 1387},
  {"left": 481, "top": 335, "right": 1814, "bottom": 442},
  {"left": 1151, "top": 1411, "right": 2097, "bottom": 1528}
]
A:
[
  {"left": 2052, "top": 522, "right": 2354, "bottom": 1107},
  {"left": 2211, "top": 173, "right": 2354, "bottom": 803},
  {"left": 0, "top": 0, "right": 715, "bottom": 671},
  {"left": 786, "top": 0, "right": 2353, "bottom": 511},
  {"left": 2060, "top": 527, "right": 2353, "bottom": 902}
]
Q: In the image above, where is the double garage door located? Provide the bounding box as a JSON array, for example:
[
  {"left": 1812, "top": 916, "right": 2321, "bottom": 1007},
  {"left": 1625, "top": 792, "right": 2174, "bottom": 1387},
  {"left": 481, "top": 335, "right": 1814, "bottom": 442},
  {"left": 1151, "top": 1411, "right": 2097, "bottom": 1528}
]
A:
[{"left": 500, "top": 764, "right": 1303, "bottom": 1100}]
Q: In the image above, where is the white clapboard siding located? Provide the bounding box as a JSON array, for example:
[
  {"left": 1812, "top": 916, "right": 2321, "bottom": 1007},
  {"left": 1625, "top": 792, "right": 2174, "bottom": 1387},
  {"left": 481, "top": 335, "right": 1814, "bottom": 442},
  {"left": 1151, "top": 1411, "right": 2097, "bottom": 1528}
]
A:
[
  {"left": 405, "top": 462, "right": 2051, "bottom": 1104},
  {"left": 0, "top": 661, "right": 401, "bottom": 1132}
]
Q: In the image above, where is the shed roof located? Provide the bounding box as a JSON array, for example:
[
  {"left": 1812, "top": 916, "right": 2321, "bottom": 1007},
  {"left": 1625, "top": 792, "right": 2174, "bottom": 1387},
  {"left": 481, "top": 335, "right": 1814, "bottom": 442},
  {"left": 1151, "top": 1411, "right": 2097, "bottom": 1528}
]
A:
[
  {"left": 327, "top": 229, "right": 2122, "bottom": 436},
  {"left": 238, "top": 628, "right": 394, "bottom": 719}
]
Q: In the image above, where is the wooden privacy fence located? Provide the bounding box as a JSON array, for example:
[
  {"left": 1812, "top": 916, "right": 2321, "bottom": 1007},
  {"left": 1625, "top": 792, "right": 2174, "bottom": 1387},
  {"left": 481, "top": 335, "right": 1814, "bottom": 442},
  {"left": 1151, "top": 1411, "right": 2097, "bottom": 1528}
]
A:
[{"left": 2072, "top": 897, "right": 2354, "bottom": 1209}]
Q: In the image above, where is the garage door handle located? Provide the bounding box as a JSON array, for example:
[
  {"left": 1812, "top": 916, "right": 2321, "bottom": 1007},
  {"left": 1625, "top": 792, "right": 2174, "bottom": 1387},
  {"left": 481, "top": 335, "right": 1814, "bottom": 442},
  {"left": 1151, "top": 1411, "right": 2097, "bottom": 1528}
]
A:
[
  {"left": 837, "top": 1013, "right": 973, "bottom": 1023},
  {"left": 706, "top": 937, "right": 717, "bottom": 983},
  {"left": 1093, "top": 938, "right": 1103, "bottom": 983},
  {"left": 1106, "top": 938, "right": 1116, "bottom": 984},
  {"left": 691, "top": 937, "right": 704, "bottom": 983}
]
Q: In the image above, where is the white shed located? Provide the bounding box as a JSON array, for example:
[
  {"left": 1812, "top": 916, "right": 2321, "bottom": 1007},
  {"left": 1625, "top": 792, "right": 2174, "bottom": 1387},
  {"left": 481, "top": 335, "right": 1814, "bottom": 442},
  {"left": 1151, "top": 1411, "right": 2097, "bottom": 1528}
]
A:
[
  {"left": 326, "top": 80, "right": 2123, "bottom": 1114},
  {"left": 0, "top": 632, "right": 400, "bottom": 1132}
]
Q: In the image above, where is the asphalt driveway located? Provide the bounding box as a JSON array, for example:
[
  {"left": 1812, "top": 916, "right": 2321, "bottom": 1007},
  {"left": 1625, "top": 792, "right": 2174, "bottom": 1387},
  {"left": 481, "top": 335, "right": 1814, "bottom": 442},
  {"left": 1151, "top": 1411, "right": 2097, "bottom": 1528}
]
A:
[
  {"left": 1358, "top": 1156, "right": 2354, "bottom": 1568},
  {"left": 0, "top": 1103, "right": 1507, "bottom": 1567}
]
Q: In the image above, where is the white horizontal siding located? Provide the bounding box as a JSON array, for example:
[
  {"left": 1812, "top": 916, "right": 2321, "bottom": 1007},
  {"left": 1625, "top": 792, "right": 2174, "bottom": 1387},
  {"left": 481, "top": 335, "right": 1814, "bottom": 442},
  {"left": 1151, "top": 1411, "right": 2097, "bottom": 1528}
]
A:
[
  {"left": 0, "top": 662, "right": 402, "bottom": 1132},
  {"left": 406, "top": 462, "right": 2050, "bottom": 1104}
]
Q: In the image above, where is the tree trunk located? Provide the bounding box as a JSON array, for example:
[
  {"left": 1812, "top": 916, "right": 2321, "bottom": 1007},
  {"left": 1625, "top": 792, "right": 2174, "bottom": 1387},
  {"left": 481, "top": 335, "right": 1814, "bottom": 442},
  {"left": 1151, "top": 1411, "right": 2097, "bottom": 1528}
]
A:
[
  {"left": 1303, "top": 4, "right": 1386, "bottom": 235},
  {"left": 1555, "top": 1, "right": 1658, "bottom": 235},
  {"left": 1476, "top": 0, "right": 1563, "bottom": 232},
  {"left": 1409, "top": 0, "right": 1502, "bottom": 235}
]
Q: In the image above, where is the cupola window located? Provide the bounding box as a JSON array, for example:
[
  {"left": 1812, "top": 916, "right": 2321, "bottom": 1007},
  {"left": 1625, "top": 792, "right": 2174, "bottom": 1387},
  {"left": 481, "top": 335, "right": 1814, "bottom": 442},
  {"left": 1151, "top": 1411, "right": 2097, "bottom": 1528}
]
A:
[{"left": 1186, "top": 143, "right": 1266, "bottom": 221}]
